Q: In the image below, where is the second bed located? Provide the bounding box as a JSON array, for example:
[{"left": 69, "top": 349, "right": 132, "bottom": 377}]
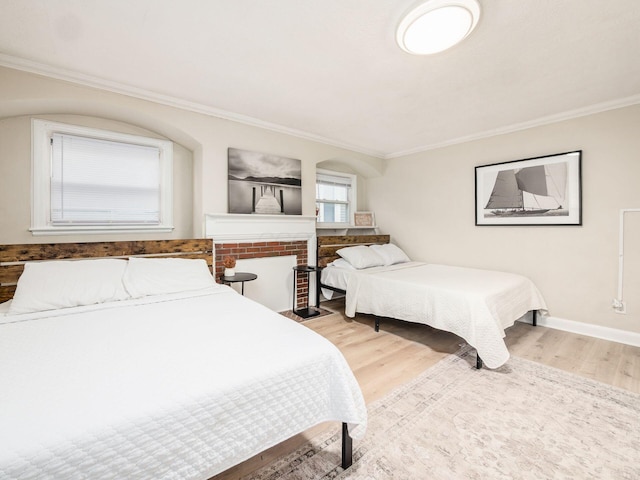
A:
[{"left": 318, "top": 235, "right": 547, "bottom": 369}]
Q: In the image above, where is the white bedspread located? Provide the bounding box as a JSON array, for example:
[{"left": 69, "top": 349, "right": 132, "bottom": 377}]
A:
[
  {"left": 0, "top": 287, "right": 366, "bottom": 480},
  {"left": 322, "top": 262, "right": 547, "bottom": 368}
]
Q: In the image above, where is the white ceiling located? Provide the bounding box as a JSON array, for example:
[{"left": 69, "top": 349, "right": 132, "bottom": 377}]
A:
[{"left": 1, "top": 0, "right": 639, "bottom": 158}]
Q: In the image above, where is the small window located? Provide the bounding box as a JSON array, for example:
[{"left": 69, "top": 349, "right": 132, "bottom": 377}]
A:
[
  {"left": 316, "top": 170, "right": 356, "bottom": 225},
  {"left": 31, "top": 119, "right": 173, "bottom": 234}
]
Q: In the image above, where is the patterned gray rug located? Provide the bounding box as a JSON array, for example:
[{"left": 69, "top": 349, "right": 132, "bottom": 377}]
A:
[{"left": 246, "top": 346, "right": 640, "bottom": 479}]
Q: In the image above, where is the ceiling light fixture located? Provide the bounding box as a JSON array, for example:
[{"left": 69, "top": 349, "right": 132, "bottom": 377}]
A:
[{"left": 396, "top": 0, "right": 480, "bottom": 55}]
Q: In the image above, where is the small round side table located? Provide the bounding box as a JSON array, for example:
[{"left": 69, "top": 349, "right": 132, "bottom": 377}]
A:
[{"left": 220, "top": 272, "right": 257, "bottom": 295}]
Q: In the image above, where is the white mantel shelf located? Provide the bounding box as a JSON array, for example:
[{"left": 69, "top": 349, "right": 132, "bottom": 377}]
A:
[{"left": 205, "top": 213, "right": 317, "bottom": 242}]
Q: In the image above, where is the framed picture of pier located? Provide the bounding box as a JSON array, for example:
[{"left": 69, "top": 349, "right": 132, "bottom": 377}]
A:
[
  {"left": 228, "top": 148, "right": 302, "bottom": 215},
  {"left": 475, "top": 150, "right": 582, "bottom": 226}
]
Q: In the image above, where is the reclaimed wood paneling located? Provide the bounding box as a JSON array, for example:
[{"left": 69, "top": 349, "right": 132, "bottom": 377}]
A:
[
  {"left": 317, "top": 235, "right": 390, "bottom": 248},
  {"left": 0, "top": 239, "right": 213, "bottom": 302},
  {"left": 0, "top": 264, "right": 24, "bottom": 284},
  {"left": 317, "top": 235, "right": 390, "bottom": 268},
  {"left": 0, "top": 239, "right": 212, "bottom": 263},
  {"left": 0, "top": 285, "right": 16, "bottom": 303}
]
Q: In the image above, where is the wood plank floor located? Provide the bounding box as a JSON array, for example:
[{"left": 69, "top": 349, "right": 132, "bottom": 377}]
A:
[{"left": 213, "top": 299, "right": 640, "bottom": 479}]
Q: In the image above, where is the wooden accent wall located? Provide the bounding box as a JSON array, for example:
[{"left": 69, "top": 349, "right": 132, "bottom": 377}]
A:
[
  {"left": 317, "top": 234, "right": 390, "bottom": 268},
  {"left": 0, "top": 239, "right": 213, "bottom": 303}
]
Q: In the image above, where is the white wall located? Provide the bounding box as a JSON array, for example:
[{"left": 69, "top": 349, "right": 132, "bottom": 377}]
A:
[
  {"left": 0, "top": 114, "right": 195, "bottom": 243},
  {"left": 367, "top": 105, "right": 640, "bottom": 335},
  {"left": 3, "top": 65, "right": 638, "bottom": 336},
  {"left": 0, "top": 66, "right": 383, "bottom": 244}
]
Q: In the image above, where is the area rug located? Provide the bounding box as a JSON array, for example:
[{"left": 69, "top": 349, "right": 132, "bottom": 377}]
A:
[{"left": 246, "top": 346, "right": 640, "bottom": 479}]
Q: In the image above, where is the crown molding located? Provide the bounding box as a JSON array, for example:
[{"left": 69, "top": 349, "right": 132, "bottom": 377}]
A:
[
  {"left": 0, "top": 53, "right": 385, "bottom": 159},
  {"left": 385, "top": 93, "right": 640, "bottom": 159},
  {"left": 2, "top": 53, "right": 639, "bottom": 162}
]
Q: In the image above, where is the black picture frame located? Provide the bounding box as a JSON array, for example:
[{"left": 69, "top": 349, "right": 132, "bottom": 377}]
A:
[
  {"left": 227, "top": 147, "right": 302, "bottom": 215},
  {"left": 475, "top": 150, "right": 582, "bottom": 226}
]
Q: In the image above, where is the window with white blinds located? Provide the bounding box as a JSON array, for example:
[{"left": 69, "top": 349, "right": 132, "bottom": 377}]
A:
[
  {"left": 31, "top": 119, "right": 174, "bottom": 234},
  {"left": 316, "top": 170, "right": 356, "bottom": 225},
  {"left": 51, "top": 133, "right": 162, "bottom": 225}
]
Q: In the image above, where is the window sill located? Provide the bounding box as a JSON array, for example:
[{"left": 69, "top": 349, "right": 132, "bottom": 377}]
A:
[
  {"left": 316, "top": 225, "right": 376, "bottom": 230},
  {"left": 30, "top": 225, "right": 175, "bottom": 236}
]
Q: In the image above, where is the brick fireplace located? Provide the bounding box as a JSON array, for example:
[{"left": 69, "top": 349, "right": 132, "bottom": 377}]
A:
[{"left": 205, "top": 214, "right": 317, "bottom": 312}]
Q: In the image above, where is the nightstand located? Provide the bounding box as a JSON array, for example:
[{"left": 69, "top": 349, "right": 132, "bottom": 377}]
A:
[
  {"left": 292, "top": 265, "right": 320, "bottom": 318},
  {"left": 220, "top": 272, "right": 257, "bottom": 295}
]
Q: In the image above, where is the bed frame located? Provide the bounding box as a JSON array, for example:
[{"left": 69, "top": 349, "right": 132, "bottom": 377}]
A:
[
  {"left": 317, "top": 234, "right": 391, "bottom": 268},
  {"left": 0, "top": 239, "right": 215, "bottom": 303},
  {"left": 1, "top": 239, "right": 355, "bottom": 471},
  {"left": 317, "top": 235, "right": 538, "bottom": 370},
  {"left": 317, "top": 234, "right": 389, "bottom": 304}
]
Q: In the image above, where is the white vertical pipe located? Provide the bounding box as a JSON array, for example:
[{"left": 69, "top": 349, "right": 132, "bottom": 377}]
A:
[{"left": 617, "top": 209, "right": 640, "bottom": 301}]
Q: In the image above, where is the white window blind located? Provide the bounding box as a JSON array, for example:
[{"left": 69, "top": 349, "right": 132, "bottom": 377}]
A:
[
  {"left": 51, "top": 133, "right": 161, "bottom": 225},
  {"left": 31, "top": 118, "right": 174, "bottom": 235},
  {"left": 316, "top": 172, "right": 354, "bottom": 224}
]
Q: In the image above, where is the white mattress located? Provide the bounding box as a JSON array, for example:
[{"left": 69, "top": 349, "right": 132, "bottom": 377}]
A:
[
  {"left": 0, "top": 287, "right": 366, "bottom": 479},
  {"left": 320, "top": 262, "right": 354, "bottom": 299},
  {"left": 321, "top": 262, "right": 547, "bottom": 368}
]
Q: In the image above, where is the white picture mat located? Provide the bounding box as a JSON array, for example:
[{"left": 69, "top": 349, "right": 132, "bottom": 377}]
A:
[{"left": 475, "top": 151, "right": 581, "bottom": 225}]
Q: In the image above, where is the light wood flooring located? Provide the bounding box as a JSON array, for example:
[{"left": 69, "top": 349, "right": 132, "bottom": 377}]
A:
[{"left": 214, "top": 299, "right": 640, "bottom": 479}]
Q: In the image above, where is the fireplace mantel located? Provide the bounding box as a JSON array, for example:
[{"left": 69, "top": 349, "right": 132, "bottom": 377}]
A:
[
  {"left": 205, "top": 213, "right": 317, "bottom": 243},
  {"left": 204, "top": 214, "right": 318, "bottom": 312}
]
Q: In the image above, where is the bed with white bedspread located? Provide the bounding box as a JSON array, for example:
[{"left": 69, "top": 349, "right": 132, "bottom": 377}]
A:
[
  {"left": 0, "top": 240, "right": 366, "bottom": 480},
  {"left": 318, "top": 235, "right": 547, "bottom": 369}
]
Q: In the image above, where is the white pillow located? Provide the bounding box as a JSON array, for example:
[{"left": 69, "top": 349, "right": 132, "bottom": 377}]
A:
[
  {"left": 336, "top": 245, "right": 384, "bottom": 269},
  {"left": 329, "top": 258, "right": 356, "bottom": 269},
  {"left": 0, "top": 300, "right": 12, "bottom": 315},
  {"left": 123, "top": 257, "right": 215, "bottom": 298},
  {"left": 8, "top": 259, "right": 130, "bottom": 315},
  {"left": 370, "top": 243, "right": 411, "bottom": 266}
]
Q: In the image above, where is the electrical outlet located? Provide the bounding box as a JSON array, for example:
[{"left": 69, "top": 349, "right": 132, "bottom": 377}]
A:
[{"left": 612, "top": 299, "right": 626, "bottom": 314}]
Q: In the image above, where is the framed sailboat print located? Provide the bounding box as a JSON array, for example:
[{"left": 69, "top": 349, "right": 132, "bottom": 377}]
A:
[{"left": 475, "top": 150, "right": 582, "bottom": 226}]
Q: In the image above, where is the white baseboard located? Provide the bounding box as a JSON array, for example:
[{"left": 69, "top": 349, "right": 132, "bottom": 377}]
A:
[{"left": 518, "top": 313, "right": 640, "bottom": 348}]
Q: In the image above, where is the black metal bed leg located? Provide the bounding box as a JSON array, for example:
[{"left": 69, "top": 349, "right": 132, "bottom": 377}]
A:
[
  {"left": 532, "top": 309, "right": 537, "bottom": 327},
  {"left": 374, "top": 318, "right": 380, "bottom": 332},
  {"left": 341, "top": 422, "right": 353, "bottom": 469},
  {"left": 476, "top": 352, "right": 483, "bottom": 369}
]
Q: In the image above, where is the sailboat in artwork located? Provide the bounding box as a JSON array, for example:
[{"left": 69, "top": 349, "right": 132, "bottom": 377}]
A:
[{"left": 485, "top": 163, "right": 567, "bottom": 216}]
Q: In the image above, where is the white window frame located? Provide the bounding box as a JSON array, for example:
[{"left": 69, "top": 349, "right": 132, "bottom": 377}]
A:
[
  {"left": 31, "top": 119, "right": 174, "bottom": 235},
  {"left": 315, "top": 169, "right": 357, "bottom": 227}
]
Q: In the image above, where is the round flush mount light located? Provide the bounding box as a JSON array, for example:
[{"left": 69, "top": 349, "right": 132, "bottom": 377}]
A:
[{"left": 396, "top": 0, "right": 480, "bottom": 55}]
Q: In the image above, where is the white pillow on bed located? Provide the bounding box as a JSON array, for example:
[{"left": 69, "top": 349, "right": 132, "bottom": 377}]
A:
[
  {"left": 0, "top": 300, "right": 12, "bottom": 315},
  {"left": 123, "top": 257, "right": 216, "bottom": 298},
  {"left": 336, "top": 245, "right": 384, "bottom": 269},
  {"left": 370, "top": 243, "right": 411, "bottom": 265},
  {"left": 8, "top": 259, "right": 130, "bottom": 315},
  {"left": 329, "top": 258, "right": 356, "bottom": 269}
]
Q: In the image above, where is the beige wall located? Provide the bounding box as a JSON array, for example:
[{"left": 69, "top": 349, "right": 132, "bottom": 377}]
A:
[
  {"left": 3, "top": 66, "right": 637, "bottom": 335},
  {"left": 367, "top": 105, "right": 640, "bottom": 334},
  {"left": 0, "top": 66, "right": 383, "bottom": 244},
  {"left": 0, "top": 114, "right": 194, "bottom": 243}
]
